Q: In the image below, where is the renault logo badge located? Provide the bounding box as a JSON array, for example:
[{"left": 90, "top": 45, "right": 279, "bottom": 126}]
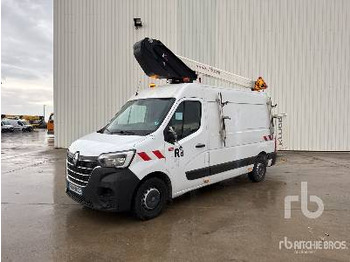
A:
[{"left": 73, "top": 151, "right": 80, "bottom": 166}]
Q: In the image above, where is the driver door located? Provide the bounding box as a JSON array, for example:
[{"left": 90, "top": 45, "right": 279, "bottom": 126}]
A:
[{"left": 164, "top": 99, "right": 209, "bottom": 195}]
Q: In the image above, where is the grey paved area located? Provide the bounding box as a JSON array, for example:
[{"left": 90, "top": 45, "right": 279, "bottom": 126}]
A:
[{"left": 2, "top": 130, "right": 349, "bottom": 261}]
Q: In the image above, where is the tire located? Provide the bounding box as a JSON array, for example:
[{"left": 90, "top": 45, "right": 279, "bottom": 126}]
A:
[
  {"left": 132, "top": 177, "right": 168, "bottom": 220},
  {"left": 248, "top": 155, "right": 267, "bottom": 182}
]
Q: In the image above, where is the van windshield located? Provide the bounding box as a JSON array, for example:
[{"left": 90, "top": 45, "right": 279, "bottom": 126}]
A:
[{"left": 103, "top": 98, "right": 175, "bottom": 136}]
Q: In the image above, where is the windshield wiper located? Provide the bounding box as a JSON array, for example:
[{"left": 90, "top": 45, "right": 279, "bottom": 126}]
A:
[
  {"left": 111, "top": 130, "right": 136, "bottom": 135},
  {"left": 98, "top": 127, "right": 111, "bottom": 134},
  {"left": 104, "top": 127, "right": 112, "bottom": 134}
]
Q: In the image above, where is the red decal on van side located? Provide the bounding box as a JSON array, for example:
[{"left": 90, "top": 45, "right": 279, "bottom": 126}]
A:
[
  {"left": 153, "top": 150, "right": 165, "bottom": 159},
  {"left": 137, "top": 152, "right": 152, "bottom": 161}
]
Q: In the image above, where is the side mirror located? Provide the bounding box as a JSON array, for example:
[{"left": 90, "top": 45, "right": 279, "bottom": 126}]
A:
[{"left": 165, "top": 126, "right": 178, "bottom": 144}]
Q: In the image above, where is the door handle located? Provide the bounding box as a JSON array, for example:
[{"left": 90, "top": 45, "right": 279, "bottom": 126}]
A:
[{"left": 195, "top": 143, "right": 206, "bottom": 148}]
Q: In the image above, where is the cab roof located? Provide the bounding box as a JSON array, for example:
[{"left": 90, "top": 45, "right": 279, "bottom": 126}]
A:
[{"left": 129, "top": 83, "right": 268, "bottom": 104}]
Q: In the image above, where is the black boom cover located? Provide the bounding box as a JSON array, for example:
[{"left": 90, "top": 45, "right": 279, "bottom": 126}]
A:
[{"left": 133, "top": 38, "right": 197, "bottom": 83}]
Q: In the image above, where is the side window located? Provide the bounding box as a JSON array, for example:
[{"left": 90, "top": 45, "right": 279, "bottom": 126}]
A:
[
  {"left": 168, "top": 102, "right": 184, "bottom": 139},
  {"left": 165, "top": 101, "right": 201, "bottom": 142},
  {"left": 183, "top": 101, "right": 201, "bottom": 137}
]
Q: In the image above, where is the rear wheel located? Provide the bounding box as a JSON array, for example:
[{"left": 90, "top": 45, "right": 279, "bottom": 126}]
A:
[
  {"left": 248, "top": 155, "right": 267, "bottom": 182},
  {"left": 132, "top": 177, "right": 168, "bottom": 220}
]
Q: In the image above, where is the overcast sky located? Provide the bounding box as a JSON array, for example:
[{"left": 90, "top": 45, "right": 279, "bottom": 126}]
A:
[{"left": 1, "top": 0, "right": 53, "bottom": 118}]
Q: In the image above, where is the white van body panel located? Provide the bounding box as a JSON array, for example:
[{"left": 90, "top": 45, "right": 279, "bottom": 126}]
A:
[
  {"left": 68, "top": 83, "right": 275, "bottom": 200},
  {"left": 7, "top": 119, "right": 33, "bottom": 131},
  {"left": 69, "top": 132, "right": 147, "bottom": 156}
]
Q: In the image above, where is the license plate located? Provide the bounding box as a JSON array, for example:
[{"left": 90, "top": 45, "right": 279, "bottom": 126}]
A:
[{"left": 69, "top": 182, "right": 82, "bottom": 195}]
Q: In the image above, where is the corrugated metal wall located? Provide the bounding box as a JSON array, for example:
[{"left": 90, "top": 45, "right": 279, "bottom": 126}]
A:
[{"left": 54, "top": 0, "right": 350, "bottom": 150}]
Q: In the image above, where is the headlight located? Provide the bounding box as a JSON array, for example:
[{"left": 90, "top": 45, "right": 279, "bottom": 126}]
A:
[{"left": 98, "top": 150, "right": 135, "bottom": 168}]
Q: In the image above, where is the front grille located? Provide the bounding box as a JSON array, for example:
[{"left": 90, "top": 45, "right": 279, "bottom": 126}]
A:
[{"left": 66, "top": 151, "right": 99, "bottom": 187}]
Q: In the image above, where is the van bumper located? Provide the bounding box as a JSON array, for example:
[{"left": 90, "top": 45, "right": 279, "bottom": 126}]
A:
[
  {"left": 66, "top": 167, "right": 140, "bottom": 212},
  {"left": 267, "top": 152, "right": 277, "bottom": 166}
]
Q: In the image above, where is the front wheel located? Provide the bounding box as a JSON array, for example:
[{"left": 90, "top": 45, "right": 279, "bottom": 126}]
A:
[
  {"left": 132, "top": 177, "right": 168, "bottom": 220},
  {"left": 248, "top": 155, "right": 267, "bottom": 182}
]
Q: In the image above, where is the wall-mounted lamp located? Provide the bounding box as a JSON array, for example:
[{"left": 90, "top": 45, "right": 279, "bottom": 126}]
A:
[{"left": 133, "top": 18, "right": 142, "bottom": 29}]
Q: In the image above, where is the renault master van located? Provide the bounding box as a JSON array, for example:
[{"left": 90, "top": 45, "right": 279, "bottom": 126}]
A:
[
  {"left": 66, "top": 83, "right": 276, "bottom": 220},
  {"left": 66, "top": 37, "right": 276, "bottom": 220}
]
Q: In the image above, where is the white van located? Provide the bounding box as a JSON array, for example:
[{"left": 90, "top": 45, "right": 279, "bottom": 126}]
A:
[
  {"left": 1, "top": 120, "right": 14, "bottom": 133},
  {"left": 7, "top": 119, "right": 33, "bottom": 132},
  {"left": 66, "top": 83, "right": 276, "bottom": 220}
]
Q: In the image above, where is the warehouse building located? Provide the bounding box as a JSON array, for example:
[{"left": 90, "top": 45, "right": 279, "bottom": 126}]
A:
[{"left": 54, "top": 0, "right": 350, "bottom": 150}]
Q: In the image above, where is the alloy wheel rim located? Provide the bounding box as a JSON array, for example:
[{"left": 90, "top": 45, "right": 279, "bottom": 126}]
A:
[{"left": 142, "top": 188, "right": 161, "bottom": 210}]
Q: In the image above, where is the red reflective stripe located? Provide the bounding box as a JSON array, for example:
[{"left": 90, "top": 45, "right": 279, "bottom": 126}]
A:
[
  {"left": 137, "top": 152, "right": 152, "bottom": 161},
  {"left": 153, "top": 150, "right": 165, "bottom": 159},
  {"left": 263, "top": 136, "right": 268, "bottom": 141}
]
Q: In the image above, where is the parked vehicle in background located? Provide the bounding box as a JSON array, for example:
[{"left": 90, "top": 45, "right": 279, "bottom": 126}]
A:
[
  {"left": 47, "top": 113, "right": 54, "bottom": 134},
  {"left": 27, "top": 115, "right": 46, "bottom": 128},
  {"left": 7, "top": 119, "right": 33, "bottom": 132},
  {"left": 1, "top": 120, "right": 14, "bottom": 133},
  {"left": 3, "top": 114, "right": 46, "bottom": 128}
]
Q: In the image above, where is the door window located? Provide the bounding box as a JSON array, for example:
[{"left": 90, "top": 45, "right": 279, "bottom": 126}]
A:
[{"left": 165, "top": 101, "right": 201, "bottom": 142}]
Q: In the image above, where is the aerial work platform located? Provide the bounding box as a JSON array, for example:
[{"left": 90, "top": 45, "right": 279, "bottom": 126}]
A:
[{"left": 133, "top": 37, "right": 267, "bottom": 91}]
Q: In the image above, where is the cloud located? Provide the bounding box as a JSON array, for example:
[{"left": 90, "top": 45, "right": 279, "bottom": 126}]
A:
[{"left": 1, "top": 0, "right": 53, "bottom": 118}]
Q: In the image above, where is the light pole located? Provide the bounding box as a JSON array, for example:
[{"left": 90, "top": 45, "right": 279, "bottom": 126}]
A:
[{"left": 43, "top": 104, "right": 46, "bottom": 120}]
